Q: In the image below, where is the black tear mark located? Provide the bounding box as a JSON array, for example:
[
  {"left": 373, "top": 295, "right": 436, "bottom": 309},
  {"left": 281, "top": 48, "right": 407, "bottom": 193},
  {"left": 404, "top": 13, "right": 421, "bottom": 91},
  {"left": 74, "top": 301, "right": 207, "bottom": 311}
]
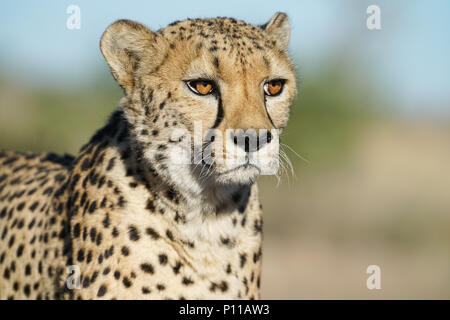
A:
[{"left": 212, "top": 95, "right": 224, "bottom": 129}]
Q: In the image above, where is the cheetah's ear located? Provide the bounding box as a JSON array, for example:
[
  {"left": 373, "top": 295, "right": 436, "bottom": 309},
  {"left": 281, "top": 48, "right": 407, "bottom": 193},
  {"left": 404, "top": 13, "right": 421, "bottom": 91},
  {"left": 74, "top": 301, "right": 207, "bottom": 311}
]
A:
[
  {"left": 100, "top": 19, "right": 155, "bottom": 91},
  {"left": 261, "top": 12, "right": 291, "bottom": 50}
]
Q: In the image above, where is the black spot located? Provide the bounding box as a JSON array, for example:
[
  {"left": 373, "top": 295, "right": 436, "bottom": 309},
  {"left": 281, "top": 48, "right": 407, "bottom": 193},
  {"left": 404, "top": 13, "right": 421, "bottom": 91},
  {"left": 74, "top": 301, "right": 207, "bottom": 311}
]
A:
[
  {"left": 220, "top": 281, "right": 228, "bottom": 292},
  {"left": 17, "top": 202, "right": 25, "bottom": 211},
  {"left": 77, "top": 249, "right": 85, "bottom": 262},
  {"left": 173, "top": 261, "right": 182, "bottom": 274},
  {"left": 166, "top": 229, "right": 174, "bottom": 241},
  {"left": 254, "top": 219, "right": 263, "bottom": 233},
  {"left": 2, "top": 156, "right": 18, "bottom": 166},
  {"left": 128, "top": 226, "right": 140, "bottom": 241},
  {"left": 8, "top": 235, "right": 15, "bottom": 247},
  {"left": 140, "top": 263, "right": 154, "bottom": 274},
  {"left": 121, "top": 246, "right": 130, "bottom": 256},
  {"left": 1, "top": 227, "right": 7, "bottom": 240},
  {"left": 122, "top": 277, "right": 132, "bottom": 288},
  {"left": 29, "top": 201, "right": 39, "bottom": 212},
  {"left": 97, "top": 176, "right": 106, "bottom": 189},
  {"left": 80, "top": 192, "right": 87, "bottom": 207},
  {"left": 102, "top": 214, "right": 110, "bottom": 228},
  {"left": 0, "top": 174, "right": 7, "bottom": 183},
  {"left": 16, "top": 244, "right": 24, "bottom": 257},
  {"left": 142, "top": 287, "right": 151, "bottom": 294},
  {"left": 25, "top": 264, "right": 31, "bottom": 275},
  {"left": 97, "top": 285, "right": 107, "bottom": 297},
  {"left": 86, "top": 251, "right": 93, "bottom": 263},
  {"left": 81, "top": 158, "right": 91, "bottom": 171},
  {"left": 100, "top": 197, "right": 107, "bottom": 208},
  {"left": 104, "top": 246, "right": 114, "bottom": 258},
  {"left": 96, "top": 233, "right": 103, "bottom": 246},
  {"left": 209, "top": 282, "right": 218, "bottom": 292},
  {"left": 253, "top": 248, "right": 262, "bottom": 263},
  {"left": 4, "top": 268, "right": 10, "bottom": 279},
  {"left": 146, "top": 227, "right": 160, "bottom": 240},
  {"left": 106, "top": 157, "right": 116, "bottom": 171},
  {"left": 43, "top": 187, "right": 53, "bottom": 195},
  {"left": 23, "top": 284, "right": 30, "bottom": 297},
  {"left": 241, "top": 216, "right": 247, "bottom": 227},
  {"left": 240, "top": 253, "right": 247, "bottom": 268},
  {"left": 129, "top": 182, "right": 138, "bottom": 188},
  {"left": 158, "top": 254, "right": 168, "bottom": 265},
  {"left": 146, "top": 199, "right": 155, "bottom": 212},
  {"left": 166, "top": 188, "right": 176, "bottom": 201},
  {"left": 117, "top": 196, "right": 126, "bottom": 208},
  {"left": 156, "top": 284, "right": 165, "bottom": 291},
  {"left": 90, "top": 271, "right": 99, "bottom": 284},
  {"left": 182, "top": 277, "right": 194, "bottom": 285},
  {"left": 112, "top": 227, "right": 119, "bottom": 238},
  {"left": 89, "top": 228, "right": 97, "bottom": 243}
]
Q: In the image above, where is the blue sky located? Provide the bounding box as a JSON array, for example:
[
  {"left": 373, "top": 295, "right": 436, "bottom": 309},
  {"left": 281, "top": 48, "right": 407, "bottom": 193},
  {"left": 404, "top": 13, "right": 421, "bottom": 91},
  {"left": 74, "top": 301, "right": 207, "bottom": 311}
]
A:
[{"left": 0, "top": 0, "right": 449, "bottom": 114}]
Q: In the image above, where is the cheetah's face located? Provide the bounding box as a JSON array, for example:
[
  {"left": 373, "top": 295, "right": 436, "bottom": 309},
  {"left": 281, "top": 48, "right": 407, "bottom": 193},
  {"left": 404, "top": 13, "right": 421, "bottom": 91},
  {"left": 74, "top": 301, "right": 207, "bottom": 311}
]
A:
[{"left": 100, "top": 13, "right": 296, "bottom": 189}]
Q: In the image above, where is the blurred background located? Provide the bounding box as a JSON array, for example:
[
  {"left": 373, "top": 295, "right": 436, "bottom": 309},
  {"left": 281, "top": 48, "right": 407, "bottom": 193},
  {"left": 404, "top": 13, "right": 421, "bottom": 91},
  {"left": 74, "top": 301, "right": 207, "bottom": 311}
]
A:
[{"left": 1, "top": 0, "right": 449, "bottom": 299}]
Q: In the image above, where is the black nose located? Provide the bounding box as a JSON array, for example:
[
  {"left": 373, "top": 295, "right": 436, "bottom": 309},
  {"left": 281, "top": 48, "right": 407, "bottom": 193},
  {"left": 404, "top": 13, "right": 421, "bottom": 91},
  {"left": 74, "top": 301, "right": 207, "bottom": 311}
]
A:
[{"left": 232, "top": 130, "right": 273, "bottom": 152}]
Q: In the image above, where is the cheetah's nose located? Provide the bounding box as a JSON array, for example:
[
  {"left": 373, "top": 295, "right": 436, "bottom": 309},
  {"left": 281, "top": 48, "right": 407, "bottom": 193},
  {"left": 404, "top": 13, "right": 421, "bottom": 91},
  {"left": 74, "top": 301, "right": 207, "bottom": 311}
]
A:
[{"left": 232, "top": 130, "right": 273, "bottom": 152}]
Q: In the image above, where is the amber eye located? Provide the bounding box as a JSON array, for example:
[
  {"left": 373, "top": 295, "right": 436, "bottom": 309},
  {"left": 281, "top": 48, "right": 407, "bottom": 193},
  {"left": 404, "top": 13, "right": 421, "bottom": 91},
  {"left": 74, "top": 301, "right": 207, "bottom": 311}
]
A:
[
  {"left": 264, "top": 80, "right": 285, "bottom": 96},
  {"left": 186, "top": 80, "right": 214, "bottom": 96}
]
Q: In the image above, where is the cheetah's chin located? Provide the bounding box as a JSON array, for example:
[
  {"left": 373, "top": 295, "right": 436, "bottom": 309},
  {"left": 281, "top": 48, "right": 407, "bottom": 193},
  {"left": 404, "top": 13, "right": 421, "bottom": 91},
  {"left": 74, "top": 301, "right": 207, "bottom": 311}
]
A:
[{"left": 214, "top": 163, "right": 261, "bottom": 185}]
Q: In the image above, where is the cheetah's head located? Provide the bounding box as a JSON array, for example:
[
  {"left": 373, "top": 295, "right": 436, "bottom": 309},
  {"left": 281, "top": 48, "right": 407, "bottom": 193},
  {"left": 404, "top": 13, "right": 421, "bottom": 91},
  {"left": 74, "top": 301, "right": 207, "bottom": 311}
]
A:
[{"left": 100, "top": 13, "right": 296, "bottom": 202}]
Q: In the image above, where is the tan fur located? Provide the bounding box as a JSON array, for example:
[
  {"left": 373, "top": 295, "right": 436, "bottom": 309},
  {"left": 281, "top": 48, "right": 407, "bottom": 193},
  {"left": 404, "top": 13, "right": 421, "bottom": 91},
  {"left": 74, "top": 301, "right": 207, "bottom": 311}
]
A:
[{"left": 0, "top": 12, "right": 296, "bottom": 299}]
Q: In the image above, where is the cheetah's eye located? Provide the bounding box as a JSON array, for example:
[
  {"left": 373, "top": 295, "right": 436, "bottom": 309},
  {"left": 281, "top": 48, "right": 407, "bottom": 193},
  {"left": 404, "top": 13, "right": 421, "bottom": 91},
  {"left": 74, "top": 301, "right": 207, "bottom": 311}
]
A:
[
  {"left": 186, "top": 80, "right": 215, "bottom": 96},
  {"left": 263, "top": 79, "right": 285, "bottom": 97}
]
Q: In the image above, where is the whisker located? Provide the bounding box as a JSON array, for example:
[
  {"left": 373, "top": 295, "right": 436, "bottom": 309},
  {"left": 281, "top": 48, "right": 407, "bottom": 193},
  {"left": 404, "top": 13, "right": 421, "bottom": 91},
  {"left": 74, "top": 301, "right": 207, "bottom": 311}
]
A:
[{"left": 280, "top": 142, "right": 310, "bottom": 164}]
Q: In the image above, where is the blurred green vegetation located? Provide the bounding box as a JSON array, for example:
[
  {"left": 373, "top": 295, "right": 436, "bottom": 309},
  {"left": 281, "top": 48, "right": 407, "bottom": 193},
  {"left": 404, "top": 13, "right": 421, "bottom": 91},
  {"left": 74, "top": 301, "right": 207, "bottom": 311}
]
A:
[
  {"left": 284, "top": 62, "right": 377, "bottom": 171},
  {"left": 0, "top": 68, "right": 120, "bottom": 154}
]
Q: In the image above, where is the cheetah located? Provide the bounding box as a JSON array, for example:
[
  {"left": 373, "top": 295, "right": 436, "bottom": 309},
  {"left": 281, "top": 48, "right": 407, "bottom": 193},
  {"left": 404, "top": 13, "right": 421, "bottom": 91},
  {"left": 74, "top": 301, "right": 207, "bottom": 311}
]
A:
[{"left": 0, "top": 12, "right": 297, "bottom": 299}]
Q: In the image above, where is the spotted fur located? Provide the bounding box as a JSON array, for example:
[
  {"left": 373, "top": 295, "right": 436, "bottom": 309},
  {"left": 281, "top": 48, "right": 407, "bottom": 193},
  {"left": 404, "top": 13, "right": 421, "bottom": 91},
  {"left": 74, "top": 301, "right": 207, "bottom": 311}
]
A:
[{"left": 0, "top": 12, "right": 296, "bottom": 299}]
